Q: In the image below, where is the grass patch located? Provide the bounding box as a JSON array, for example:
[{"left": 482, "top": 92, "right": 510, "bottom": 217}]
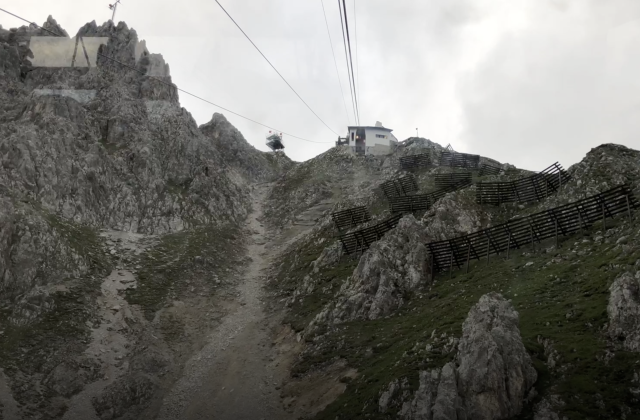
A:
[
  {"left": 279, "top": 215, "right": 640, "bottom": 419},
  {"left": 126, "top": 223, "right": 243, "bottom": 319}
]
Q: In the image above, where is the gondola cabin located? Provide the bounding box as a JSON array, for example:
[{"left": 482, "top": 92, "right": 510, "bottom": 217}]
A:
[{"left": 266, "top": 131, "right": 284, "bottom": 152}]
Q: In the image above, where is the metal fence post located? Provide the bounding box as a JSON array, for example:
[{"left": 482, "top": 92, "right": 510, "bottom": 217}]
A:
[
  {"left": 486, "top": 237, "right": 490, "bottom": 265},
  {"left": 466, "top": 243, "right": 471, "bottom": 273},
  {"left": 530, "top": 225, "right": 534, "bottom": 250},
  {"left": 577, "top": 207, "right": 584, "bottom": 236},
  {"left": 449, "top": 250, "right": 453, "bottom": 279},
  {"left": 558, "top": 170, "right": 562, "bottom": 190}
]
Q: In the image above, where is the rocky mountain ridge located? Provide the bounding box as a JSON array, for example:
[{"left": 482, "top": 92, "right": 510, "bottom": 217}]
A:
[
  {"left": 267, "top": 143, "right": 640, "bottom": 419},
  {"left": 0, "top": 16, "right": 292, "bottom": 420},
  {"left": 1, "top": 15, "right": 640, "bottom": 420}
]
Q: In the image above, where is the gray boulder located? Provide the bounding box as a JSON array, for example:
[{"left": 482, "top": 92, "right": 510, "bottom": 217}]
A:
[
  {"left": 401, "top": 293, "right": 537, "bottom": 420},
  {"left": 421, "top": 189, "right": 490, "bottom": 241},
  {"left": 456, "top": 292, "right": 537, "bottom": 419},
  {"left": 607, "top": 272, "right": 640, "bottom": 351}
]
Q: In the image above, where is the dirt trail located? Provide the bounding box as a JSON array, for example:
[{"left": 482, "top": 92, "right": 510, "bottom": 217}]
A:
[
  {"left": 157, "top": 183, "right": 302, "bottom": 420},
  {"left": 63, "top": 231, "right": 155, "bottom": 420}
]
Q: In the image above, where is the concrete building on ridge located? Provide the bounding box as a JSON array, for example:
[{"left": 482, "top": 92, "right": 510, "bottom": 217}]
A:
[{"left": 336, "top": 121, "right": 398, "bottom": 156}]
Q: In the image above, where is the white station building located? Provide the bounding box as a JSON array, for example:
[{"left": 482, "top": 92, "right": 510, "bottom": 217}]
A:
[{"left": 341, "top": 121, "right": 398, "bottom": 156}]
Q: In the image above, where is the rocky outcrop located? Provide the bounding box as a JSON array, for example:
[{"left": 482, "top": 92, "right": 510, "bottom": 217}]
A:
[
  {"left": 0, "top": 16, "right": 288, "bottom": 418},
  {"left": 421, "top": 188, "right": 490, "bottom": 241},
  {"left": 527, "top": 144, "right": 640, "bottom": 214},
  {"left": 0, "top": 18, "right": 251, "bottom": 236},
  {"left": 308, "top": 215, "right": 429, "bottom": 330},
  {"left": 264, "top": 146, "right": 383, "bottom": 228},
  {"left": 400, "top": 293, "right": 537, "bottom": 419},
  {"left": 533, "top": 396, "right": 563, "bottom": 420},
  {"left": 456, "top": 292, "right": 537, "bottom": 418},
  {"left": 200, "top": 112, "right": 293, "bottom": 184},
  {"left": 607, "top": 272, "right": 640, "bottom": 351},
  {"left": 0, "top": 198, "right": 99, "bottom": 302}
]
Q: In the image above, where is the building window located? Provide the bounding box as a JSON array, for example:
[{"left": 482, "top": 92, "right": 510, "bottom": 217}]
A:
[{"left": 375, "top": 134, "right": 387, "bottom": 139}]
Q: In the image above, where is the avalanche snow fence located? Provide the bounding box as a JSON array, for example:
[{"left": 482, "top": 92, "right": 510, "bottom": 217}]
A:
[
  {"left": 479, "top": 164, "right": 502, "bottom": 176},
  {"left": 439, "top": 151, "right": 481, "bottom": 169},
  {"left": 338, "top": 214, "right": 404, "bottom": 255},
  {"left": 381, "top": 174, "right": 419, "bottom": 199},
  {"left": 389, "top": 180, "right": 473, "bottom": 214},
  {"left": 434, "top": 172, "right": 473, "bottom": 190},
  {"left": 475, "top": 162, "right": 571, "bottom": 205},
  {"left": 399, "top": 153, "right": 432, "bottom": 171},
  {"left": 428, "top": 184, "right": 639, "bottom": 274},
  {"left": 331, "top": 206, "right": 372, "bottom": 231}
]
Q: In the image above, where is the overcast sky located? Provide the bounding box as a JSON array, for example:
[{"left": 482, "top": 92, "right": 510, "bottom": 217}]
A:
[{"left": 2, "top": 0, "right": 639, "bottom": 170}]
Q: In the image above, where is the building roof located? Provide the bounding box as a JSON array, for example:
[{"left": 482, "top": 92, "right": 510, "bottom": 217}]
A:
[{"left": 347, "top": 126, "right": 394, "bottom": 132}]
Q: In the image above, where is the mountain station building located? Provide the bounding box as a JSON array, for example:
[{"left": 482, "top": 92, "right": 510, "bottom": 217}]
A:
[{"left": 337, "top": 121, "right": 398, "bottom": 156}]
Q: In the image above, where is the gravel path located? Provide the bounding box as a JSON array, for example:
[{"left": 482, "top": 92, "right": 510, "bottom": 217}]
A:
[{"left": 156, "top": 183, "right": 294, "bottom": 420}]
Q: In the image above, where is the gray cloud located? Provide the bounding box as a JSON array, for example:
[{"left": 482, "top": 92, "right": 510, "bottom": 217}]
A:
[
  {"left": 457, "top": 0, "right": 640, "bottom": 170},
  {"left": 2, "top": 0, "right": 639, "bottom": 169}
]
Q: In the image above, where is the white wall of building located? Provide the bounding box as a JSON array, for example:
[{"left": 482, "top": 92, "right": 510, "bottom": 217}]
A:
[{"left": 346, "top": 126, "right": 398, "bottom": 155}]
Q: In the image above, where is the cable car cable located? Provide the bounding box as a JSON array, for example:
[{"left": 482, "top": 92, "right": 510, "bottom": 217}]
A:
[
  {"left": 341, "top": 0, "right": 360, "bottom": 125},
  {"left": 320, "top": 0, "right": 350, "bottom": 127},
  {"left": 213, "top": 0, "right": 340, "bottom": 136},
  {"left": 338, "top": 0, "right": 358, "bottom": 125}
]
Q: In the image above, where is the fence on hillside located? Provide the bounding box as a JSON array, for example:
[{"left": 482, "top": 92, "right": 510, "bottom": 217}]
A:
[
  {"left": 381, "top": 174, "right": 419, "bottom": 199},
  {"left": 399, "top": 153, "right": 432, "bottom": 171},
  {"left": 427, "top": 184, "right": 639, "bottom": 275},
  {"left": 389, "top": 180, "right": 473, "bottom": 213},
  {"left": 435, "top": 172, "right": 473, "bottom": 190},
  {"left": 479, "top": 164, "right": 502, "bottom": 176},
  {"left": 338, "top": 213, "right": 404, "bottom": 255},
  {"left": 331, "top": 206, "right": 371, "bottom": 231},
  {"left": 475, "top": 162, "right": 571, "bottom": 205},
  {"left": 439, "top": 151, "right": 481, "bottom": 169}
]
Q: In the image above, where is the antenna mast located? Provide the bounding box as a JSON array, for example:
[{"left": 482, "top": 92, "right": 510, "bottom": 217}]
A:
[{"left": 108, "top": 0, "right": 122, "bottom": 22}]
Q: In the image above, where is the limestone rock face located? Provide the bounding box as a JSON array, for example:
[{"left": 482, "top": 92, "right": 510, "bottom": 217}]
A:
[
  {"left": 0, "top": 198, "right": 92, "bottom": 301},
  {"left": 400, "top": 293, "right": 537, "bottom": 420},
  {"left": 608, "top": 272, "right": 640, "bottom": 351},
  {"left": 0, "top": 17, "right": 281, "bottom": 303},
  {"left": 456, "top": 292, "right": 537, "bottom": 419},
  {"left": 421, "top": 189, "right": 490, "bottom": 241},
  {"left": 263, "top": 146, "right": 384, "bottom": 229},
  {"left": 308, "top": 215, "right": 430, "bottom": 330},
  {"left": 0, "top": 18, "right": 251, "bottom": 237},
  {"left": 200, "top": 112, "right": 294, "bottom": 183}
]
